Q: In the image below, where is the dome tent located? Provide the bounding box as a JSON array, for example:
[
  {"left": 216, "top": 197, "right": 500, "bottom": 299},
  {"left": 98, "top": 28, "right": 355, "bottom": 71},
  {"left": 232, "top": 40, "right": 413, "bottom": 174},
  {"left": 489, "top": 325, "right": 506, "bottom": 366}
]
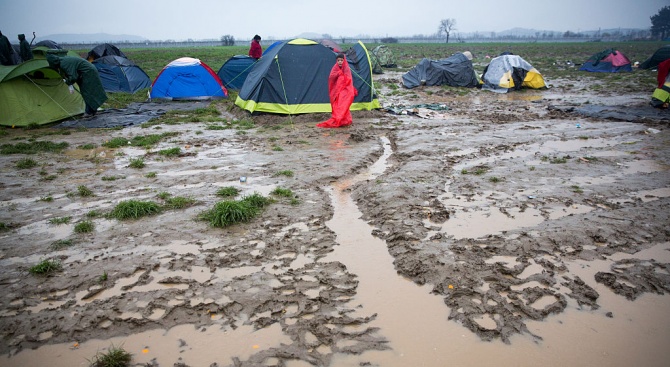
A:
[
  {"left": 579, "top": 49, "right": 632, "bottom": 73},
  {"left": 87, "top": 43, "right": 126, "bottom": 61},
  {"left": 93, "top": 55, "right": 151, "bottom": 93},
  {"left": 235, "top": 39, "right": 379, "bottom": 114},
  {"left": 150, "top": 57, "right": 228, "bottom": 100},
  {"left": 402, "top": 52, "right": 480, "bottom": 89},
  {"left": 481, "top": 54, "right": 546, "bottom": 93}
]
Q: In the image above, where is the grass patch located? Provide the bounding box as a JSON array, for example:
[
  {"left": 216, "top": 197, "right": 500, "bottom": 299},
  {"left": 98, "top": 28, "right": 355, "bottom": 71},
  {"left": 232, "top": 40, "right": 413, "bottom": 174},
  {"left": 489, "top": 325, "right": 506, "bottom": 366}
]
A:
[
  {"left": 49, "top": 216, "right": 71, "bottom": 225},
  {"left": 99, "top": 271, "right": 108, "bottom": 282},
  {"left": 271, "top": 187, "right": 294, "bottom": 198},
  {"left": 550, "top": 156, "right": 569, "bottom": 164},
  {"left": 74, "top": 220, "right": 95, "bottom": 233},
  {"left": 163, "top": 196, "right": 196, "bottom": 209},
  {"left": 102, "top": 132, "right": 179, "bottom": 149},
  {"left": 39, "top": 195, "right": 54, "bottom": 202},
  {"left": 109, "top": 200, "right": 161, "bottom": 220},
  {"left": 29, "top": 259, "right": 62, "bottom": 275},
  {"left": 78, "top": 143, "right": 97, "bottom": 149},
  {"left": 488, "top": 176, "right": 500, "bottom": 183},
  {"left": 145, "top": 172, "right": 157, "bottom": 178},
  {"left": 571, "top": 185, "right": 584, "bottom": 194},
  {"left": 128, "top": 157, "right": 145, "bottom": 169},
  {"left": 157, "top": 147, "right": 181, "bottom": 156},
  {"left": 0, "top": 141, "right": 69, "bottom": 154},
  {"left": 101, "top": 175, "right": 126, "bottom": 181},
  {"left": 50, "top": 239, "right": 74, "bottom": 250},
  {"left": 273, "top": 170, "right": 294, "bottom": 177},
  {"left": 199, "top": 192, "right": 272, "bottom": 228},
  {"left": 216, "top": 186, "right": 240, "bottom": 198},
  {"left": 88, "top": 344, "right": 133, "bottom": 367},
  {"left": 271, "top": 145, "right": 283, "bottom": 151},
  {"left": 87, "top": 210, "right": 103, "bottom": 218},
  {"left": 16, "top": 158, "right": 38, "bottom": 169},
  {"left": 78, "top": 185, "right": 94, "bottom": 197}
]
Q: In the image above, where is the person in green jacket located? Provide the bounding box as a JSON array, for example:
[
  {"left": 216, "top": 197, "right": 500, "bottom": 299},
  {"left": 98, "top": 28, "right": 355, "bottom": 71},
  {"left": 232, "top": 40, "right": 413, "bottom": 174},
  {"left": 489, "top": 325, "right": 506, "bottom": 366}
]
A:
[
  {"left": 46, "top": 54, "right": 107, "bottom": 117},
  {"left": 18, "top": 34, "right": 32, "bottom": 61},
  {"left": 0, "top": 31, "right": 15, "bottom": 66}
]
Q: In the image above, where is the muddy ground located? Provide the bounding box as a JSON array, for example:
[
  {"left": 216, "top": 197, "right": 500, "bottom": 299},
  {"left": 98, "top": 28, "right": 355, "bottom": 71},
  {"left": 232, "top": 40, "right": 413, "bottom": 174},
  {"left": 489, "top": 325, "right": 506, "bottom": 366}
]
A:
[{"left": 1, "top": 71, "right": 669, "bottom": 366}]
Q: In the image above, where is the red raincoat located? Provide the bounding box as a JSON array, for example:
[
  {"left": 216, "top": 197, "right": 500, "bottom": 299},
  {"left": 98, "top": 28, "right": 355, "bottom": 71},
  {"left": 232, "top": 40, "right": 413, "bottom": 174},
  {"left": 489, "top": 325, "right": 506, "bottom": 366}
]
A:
[
  {"left": 249, "top": 40, "right": 262, "bottom": 59},
  {"left": 317, "top": 57, "right": 358, "bottom": 128}
]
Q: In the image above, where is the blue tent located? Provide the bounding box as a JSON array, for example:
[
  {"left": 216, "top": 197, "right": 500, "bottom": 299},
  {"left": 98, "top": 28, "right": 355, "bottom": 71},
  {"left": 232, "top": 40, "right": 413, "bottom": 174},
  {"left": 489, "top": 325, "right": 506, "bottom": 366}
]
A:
[
  {"left": 579, "top": 49, "right": 632, "bottom": 73},
  {"left": 93, "top": 55, "right": 151, "bottom": 93},
  {"left": 217, "top": 55, "right": 257, "bottom": 90},
  {"left": 150, "top": 57, "right": 228, "bottom": 100}
]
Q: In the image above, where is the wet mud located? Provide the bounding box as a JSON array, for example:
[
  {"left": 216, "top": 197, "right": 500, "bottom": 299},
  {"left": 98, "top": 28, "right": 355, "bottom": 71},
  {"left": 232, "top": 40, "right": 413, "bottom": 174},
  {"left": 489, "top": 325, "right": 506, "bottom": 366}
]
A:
[{"left": 1, "top": 71, "right": 670, "bottom": 366}]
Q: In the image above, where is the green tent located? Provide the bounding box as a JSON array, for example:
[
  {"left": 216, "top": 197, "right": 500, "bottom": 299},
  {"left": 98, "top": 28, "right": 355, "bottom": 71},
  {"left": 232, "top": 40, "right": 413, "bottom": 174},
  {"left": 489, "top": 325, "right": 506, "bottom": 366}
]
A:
[{"left": 0, "top": 48, "right": 84, "bottom": 126}]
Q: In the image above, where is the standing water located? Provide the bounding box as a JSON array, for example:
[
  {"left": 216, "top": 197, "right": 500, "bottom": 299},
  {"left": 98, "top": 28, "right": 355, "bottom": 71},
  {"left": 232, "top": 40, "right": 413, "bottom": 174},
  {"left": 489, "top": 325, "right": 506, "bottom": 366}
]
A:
[{"left": 320, "top": 137, "right": 670, "bottom": 366}]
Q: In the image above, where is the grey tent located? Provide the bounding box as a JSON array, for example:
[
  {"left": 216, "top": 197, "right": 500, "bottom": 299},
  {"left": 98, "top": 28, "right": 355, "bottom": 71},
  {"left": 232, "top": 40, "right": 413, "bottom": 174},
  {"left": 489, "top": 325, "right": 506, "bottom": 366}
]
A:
[
  {"left": 93, "top": 55, "right": 151, "bottom": 93},
  {"left": 87, "top": 43, "right": 126, "bottom": 61},
  {"left": 402, "top": 52, "right": 480, "bottom": 88}
]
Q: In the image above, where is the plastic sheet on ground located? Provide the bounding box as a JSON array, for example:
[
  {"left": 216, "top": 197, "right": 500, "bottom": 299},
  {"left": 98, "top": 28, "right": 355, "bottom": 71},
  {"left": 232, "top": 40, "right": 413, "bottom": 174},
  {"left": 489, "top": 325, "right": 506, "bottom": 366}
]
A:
[
  {"left": 56, "top": 101, "right": 211, "bottom": 128},
  {"left": 383, "top": 103, "right": 450, "bottom": 119}
]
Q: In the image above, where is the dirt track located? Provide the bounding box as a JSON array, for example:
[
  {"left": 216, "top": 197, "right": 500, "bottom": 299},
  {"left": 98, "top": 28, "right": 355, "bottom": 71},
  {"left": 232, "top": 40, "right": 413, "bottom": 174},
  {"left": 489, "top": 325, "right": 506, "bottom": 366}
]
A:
[{"left": 0, "top": 71, "right": 669, "bottom": 366}]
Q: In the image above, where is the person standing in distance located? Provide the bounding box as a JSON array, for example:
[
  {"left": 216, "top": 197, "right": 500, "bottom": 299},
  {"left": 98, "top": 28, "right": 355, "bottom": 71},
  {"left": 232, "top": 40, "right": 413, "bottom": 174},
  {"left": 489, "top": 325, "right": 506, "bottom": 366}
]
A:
[{"left": 249, "top": 35, "right": 262, "bottom": 59}]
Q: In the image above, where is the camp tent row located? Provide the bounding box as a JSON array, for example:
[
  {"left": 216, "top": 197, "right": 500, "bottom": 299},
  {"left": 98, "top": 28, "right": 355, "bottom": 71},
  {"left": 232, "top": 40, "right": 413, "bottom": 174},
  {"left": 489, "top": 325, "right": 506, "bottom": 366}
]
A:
[{"left": 403, "top": 52, "right": 547, "bottom": 93}]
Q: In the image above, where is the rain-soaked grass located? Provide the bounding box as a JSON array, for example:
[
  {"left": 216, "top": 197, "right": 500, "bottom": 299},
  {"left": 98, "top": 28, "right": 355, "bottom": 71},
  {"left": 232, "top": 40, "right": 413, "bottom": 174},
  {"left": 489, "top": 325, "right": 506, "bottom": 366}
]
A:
[
  {"left": 88, "top": 344, "right": 133, "bottom": 367},
  {"left": 49, "top": 216, "right": 71, "bottom": 225},
  {"left": 50, "top": 239, "right": 74, "bottom": 250},
  {"left": 164, "top": 196, "right": 196, "bottom": 209},
  {"left": 109, "top": 200, "right": 162, "bottom": 220},
  {"left": 0, "top": 141, "right": 69, "bottom": 154},
  {"left": 273, "top": 170, "right": 294, "bottom": 177},
  {"left": 74, "top": 220, "right": 95, "bottom": 233},
  {"left": 271, "top": 187, "right": 294, "bottom": 198},
  {"left": 78, "top": 143, "right": 97, "bottom": 149},
  {"left": 102, "top": 132, "right": 179, "bottom": 148},
  {"left": 29, "top": 259, "right": 62, "bottom": 275},
  {"left": 128, "top": 157, "right": 145, "bottom": 169},
  {"left": 78, "top": 185, "right": 94, "bottom": 197},
  {"left": 216, "top": 186, "right": 240, "bottom": 198},
  {"left": 199, "top": 193, "right": 273, "bottom": 228},
  {"left": 157, "top": 147, "right": 181, "bottom": 156},
  {"left": 15, "top": 158, "right": 38, "bottom": 169}
]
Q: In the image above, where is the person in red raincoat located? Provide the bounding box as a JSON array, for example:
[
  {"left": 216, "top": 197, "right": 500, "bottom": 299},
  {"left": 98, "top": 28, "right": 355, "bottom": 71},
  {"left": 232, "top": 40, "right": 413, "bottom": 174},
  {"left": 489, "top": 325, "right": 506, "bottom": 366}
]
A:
[
  {"left": 249, "top": 35, "right": 262, "bottom": 59},
  {"left": 317, "top": 53, "right": 358, "bottom": 128}
]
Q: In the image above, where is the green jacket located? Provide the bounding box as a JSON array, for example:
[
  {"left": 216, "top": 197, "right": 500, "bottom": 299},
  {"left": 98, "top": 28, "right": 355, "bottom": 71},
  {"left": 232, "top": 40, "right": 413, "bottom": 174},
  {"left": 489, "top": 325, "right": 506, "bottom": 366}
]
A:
[
  {"left": 47, "top": 54, "right": 107, "bottom": 111},
  {"left": 18, "top": 34, "right": 32, "bottom": 61}
]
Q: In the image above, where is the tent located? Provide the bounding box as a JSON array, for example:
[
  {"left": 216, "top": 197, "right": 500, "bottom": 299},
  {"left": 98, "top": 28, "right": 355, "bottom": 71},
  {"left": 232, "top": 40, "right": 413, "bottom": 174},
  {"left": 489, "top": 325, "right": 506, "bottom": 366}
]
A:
[
  {"left": 650, "top": 58, "right": 670, "bottom": 108},
  {"left": 372, "top": 45, "right": 397, "bottom": 68},
  {"left": 216, "top": 55, "right": 257, "bottom": 90},
  {"left": 87, "top": 43, "right": 126, "bottom": 61},
  {"left": 0, "top": 56, "right": 84, "bottom": 126},
  {"left": 33, "top": 40, "right": 62, "bottom": 49},
  {"left": 481, "top": 54, "right": 546, "bottom": 93},
  {"left": 579, "top": 49, "right": 632, "bottom": 72},
  {"left": 319, "top": 39, "right": 342, "bottom": 53},
  {"left": 93, "top": 55, "right": 151, "bottom": 93},
  {"left": 402, "top": 52, "right": 480, "bottom": 88},
  {"left": 640, "top": 45, "right": 670, "bottom": 70},
  {"left": 235, "top": 39, "right": 379, "bottom": 114},
  {"left": 149, "top": 57, "right": 228, "bottom": 100}
]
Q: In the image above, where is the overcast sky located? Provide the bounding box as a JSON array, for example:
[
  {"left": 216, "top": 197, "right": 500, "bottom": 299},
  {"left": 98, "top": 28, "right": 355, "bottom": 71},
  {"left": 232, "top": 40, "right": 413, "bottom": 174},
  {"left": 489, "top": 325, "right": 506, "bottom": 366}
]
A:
[{"left": 0, "top": 0, "right": 666, "bottom": 41}]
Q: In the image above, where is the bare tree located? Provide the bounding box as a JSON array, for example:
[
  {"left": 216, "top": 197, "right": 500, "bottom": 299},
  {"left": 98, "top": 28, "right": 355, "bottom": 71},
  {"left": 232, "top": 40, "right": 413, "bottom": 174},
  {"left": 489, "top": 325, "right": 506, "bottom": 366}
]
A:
[{"left": 437, "top": 18, "right": 457, "bottom": 43}]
